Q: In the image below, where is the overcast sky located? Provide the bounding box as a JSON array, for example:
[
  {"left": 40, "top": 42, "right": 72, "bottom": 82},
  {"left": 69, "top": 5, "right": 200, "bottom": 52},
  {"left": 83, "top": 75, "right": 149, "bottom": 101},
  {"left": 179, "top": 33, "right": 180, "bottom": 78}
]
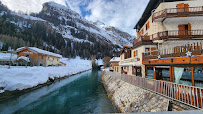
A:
[{"left": 0, "top": 0, "right": 149, "bottom": 36}]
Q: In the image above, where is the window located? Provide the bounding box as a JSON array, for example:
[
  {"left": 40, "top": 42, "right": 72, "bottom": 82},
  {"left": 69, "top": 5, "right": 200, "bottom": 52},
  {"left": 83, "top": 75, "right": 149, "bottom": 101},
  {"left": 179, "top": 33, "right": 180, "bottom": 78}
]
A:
[
  {"left": 146, "top": 67, "right": 154, "bottom": 79},
  {"left": 146, "top": 21, "right": 150, "bottom": 30},
  {"left": 145, "top": 48, "right": 150, "bottom": 54},
  {"left": 194, "top": 67, "right": 203, "bottom": 88},
  {"left": 133, "top": 51, "right": 135, "bottom": 57},
  {"left": 42, "top": 56, "right": 43, "bottom": 59},
  {"left": 57, "top": 59, "right": 58, "bottom": 61},
  {"left": 48, "top": 57, "right": 49, "bottom": 60},
  {"left": 134, "top": 50, "right": 138, "bottom": 57},
  {"left": 156, "top": 68, "right": 170, "bottom": 81},
  {"left": 174, "top": 67, "right": 192, "bottom": 86},
  {"left": 141, "top": 29, "right": 144, "bottom": 35},
  {"left": 136, "top": 50, "right": 138, "bottom": 57}
]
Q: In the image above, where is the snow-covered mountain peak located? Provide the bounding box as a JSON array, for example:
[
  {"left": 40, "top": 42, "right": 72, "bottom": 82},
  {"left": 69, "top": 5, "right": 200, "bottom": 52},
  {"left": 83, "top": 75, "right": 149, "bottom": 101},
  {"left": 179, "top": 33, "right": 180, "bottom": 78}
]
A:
[{"left": 42, "top": 1, "right": 81, "bottom": 19}]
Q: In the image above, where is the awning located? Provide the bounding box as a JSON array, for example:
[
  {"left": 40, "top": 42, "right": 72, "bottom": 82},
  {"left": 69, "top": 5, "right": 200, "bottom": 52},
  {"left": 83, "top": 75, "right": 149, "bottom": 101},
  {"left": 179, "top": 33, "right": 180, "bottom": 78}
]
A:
[{"left": 155, "top": 66, "right": 170, "bottom": 68}]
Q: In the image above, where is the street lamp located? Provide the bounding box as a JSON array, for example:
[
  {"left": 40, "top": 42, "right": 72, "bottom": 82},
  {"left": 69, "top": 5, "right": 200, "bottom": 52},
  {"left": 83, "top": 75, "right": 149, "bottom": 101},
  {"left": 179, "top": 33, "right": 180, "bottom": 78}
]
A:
[{"left": 8, "top": 50, "right": 15, "bottom": 69}]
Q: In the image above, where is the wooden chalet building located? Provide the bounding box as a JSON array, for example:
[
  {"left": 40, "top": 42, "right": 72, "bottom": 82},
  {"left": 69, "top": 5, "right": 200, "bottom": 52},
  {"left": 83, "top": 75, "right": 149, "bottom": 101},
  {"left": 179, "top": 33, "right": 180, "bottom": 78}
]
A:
[
  {"left": 16, "top": 47, "right": 63, "bottom": 67},
  {"left": 109, "top": 57, "right": 120, "bottom": 73}
]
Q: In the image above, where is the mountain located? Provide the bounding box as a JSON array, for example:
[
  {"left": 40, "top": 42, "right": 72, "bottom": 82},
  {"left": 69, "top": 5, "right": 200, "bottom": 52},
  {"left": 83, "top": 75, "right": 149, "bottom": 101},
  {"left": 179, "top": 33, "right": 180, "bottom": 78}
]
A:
[
  {"left": 37, "top": 2, "right": 135, "bottom": 47},
  {"left": 0, "top": 1, "right": 135, "bottom": 59}
]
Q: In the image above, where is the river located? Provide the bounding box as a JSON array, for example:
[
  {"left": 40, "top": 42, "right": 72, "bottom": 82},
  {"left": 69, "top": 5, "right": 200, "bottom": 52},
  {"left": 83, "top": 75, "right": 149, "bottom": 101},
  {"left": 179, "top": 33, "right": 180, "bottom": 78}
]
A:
[{"left": 0, "top": 70, "right": 115, "bottom": 114}]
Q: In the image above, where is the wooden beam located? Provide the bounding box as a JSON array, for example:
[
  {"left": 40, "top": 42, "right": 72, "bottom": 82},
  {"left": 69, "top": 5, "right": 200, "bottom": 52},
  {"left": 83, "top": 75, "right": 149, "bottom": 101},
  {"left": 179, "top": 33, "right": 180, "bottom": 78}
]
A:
[
  {"left": 191, "top": 67, "right": 195, "bottom": 86},
  {"left": 170, "top": 66, "right": 174, "bottom": 82},
  {"left": 153, "top": 66, "right": 156, "bottom": 79}
]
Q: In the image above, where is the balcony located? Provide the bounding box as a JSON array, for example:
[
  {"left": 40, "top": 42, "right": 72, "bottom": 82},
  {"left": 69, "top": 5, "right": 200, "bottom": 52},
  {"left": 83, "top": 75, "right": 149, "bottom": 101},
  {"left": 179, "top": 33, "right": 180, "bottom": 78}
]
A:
[
  {"left": 152, "top": 30, "right": 203, "bottom": 42},
  {"left": 142, "top": 41, "right": 203, "bottom": 64},
  {"left": 152, "top": 6, "right": 203, "bottom": 22},
  {"left": 133, "top": 36, "right": 153, "bottom": 48}
]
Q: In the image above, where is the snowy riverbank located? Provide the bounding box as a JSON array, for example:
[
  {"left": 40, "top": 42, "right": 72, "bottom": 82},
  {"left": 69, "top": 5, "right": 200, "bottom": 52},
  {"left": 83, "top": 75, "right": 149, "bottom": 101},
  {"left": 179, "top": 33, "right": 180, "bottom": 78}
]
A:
[{"left": 0, "top": 57, "right": 92, "bottom": 94}]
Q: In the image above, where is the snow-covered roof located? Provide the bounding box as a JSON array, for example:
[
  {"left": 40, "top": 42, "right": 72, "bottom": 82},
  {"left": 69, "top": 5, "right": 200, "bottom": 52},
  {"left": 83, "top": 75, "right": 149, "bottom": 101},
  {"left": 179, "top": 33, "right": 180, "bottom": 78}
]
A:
[
  {"left": 110, "top": 57, "right": 120, "bottom": 62},
  {"left": 17, "top": 56, "right": 30, "bottom": 62},
  {"left": 16, "top": 47, "right": 62, "bottom": 58},
  {"left": 0, "top": 53, "right": 17, "bottom": 61}
]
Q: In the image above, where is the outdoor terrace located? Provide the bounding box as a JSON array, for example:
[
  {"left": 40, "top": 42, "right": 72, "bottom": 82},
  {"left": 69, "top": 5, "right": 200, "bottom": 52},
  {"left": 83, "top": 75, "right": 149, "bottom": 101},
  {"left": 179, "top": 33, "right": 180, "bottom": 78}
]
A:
[
  {"left": 133, "top": 36, "right": 153, "bottom": 48},
  {"left": 142, "top": 41, "right": 203, "bottom": 65},
  {"left": 152, "top": 6, "right": 203, "bottom": 22},
  {"left": 152, "top": 30, "right": 203, "bottom": 42}
]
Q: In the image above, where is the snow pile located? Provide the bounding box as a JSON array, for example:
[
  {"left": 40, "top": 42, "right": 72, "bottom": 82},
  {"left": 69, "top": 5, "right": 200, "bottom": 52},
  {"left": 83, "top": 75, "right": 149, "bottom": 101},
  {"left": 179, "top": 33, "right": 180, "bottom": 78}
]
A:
[
  {"left": 0, "top": 57, "right": 91, "bottom": 93},
  {"left": 17, "top": 56, "right": 30, "bottom": 62},
  {"left": 0, "top": 53, "right": 17, "bottom": 61}
]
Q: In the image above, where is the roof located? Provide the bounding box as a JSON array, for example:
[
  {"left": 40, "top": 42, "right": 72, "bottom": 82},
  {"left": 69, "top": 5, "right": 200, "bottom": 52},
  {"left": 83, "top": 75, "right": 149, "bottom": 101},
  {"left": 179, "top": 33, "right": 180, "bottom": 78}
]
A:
[
  {"left": 16, "top": 47, "right": 62, "bottom": 58},
  {"left": 110, "top": 57, "right": 120, "bottom": 63},
  {"left": 120, "top": 46, "right": 132, "bottom": 54},
  {"left": 134, "top": 0, "right": 186, "bottom": 30},
  {"left": 0, "top": 53, "right": 17, "bottom": 61},
  {"left": 17, "top": 56, "right": 30, "bottom": 62}
]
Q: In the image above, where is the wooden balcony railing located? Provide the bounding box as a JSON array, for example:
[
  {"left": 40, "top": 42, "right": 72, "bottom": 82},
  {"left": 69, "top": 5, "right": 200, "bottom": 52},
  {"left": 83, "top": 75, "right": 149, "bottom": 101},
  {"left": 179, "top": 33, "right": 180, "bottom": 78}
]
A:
[
  {"left": 106, "top": 71, "right": 203, "bottom": 109},
  {"left": 152, "top": 30, "right": 203, "bottom": 41},
  {"left": 152, "top": 6, "right": 203, "bottom": 22},
  {"left": 143, "top": 41, "right": 203, "bottom": 61},
  {"left": 133, "top": 36, "right": 153, "bottom": 47}
]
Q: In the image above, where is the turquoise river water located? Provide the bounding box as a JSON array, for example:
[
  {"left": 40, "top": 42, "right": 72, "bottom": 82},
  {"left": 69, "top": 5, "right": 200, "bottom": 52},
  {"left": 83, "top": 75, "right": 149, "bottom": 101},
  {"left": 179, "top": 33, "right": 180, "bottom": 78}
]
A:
[{"left": 0, "top": 70, "right": 115, "bottom": 114}]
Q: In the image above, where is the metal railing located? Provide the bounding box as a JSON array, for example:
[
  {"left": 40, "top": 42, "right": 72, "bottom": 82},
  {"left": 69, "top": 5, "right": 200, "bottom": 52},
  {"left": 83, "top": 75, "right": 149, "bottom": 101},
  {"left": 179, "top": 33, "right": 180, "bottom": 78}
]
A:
[
  {"left": 143, "top": 41, "right": 203, "bottom": 60},
  {"left": 105, "top": 71, "right": 203, "bottom": 109},
  {"left": 152, "top": 6, "right": 203, "bottom": 22}
]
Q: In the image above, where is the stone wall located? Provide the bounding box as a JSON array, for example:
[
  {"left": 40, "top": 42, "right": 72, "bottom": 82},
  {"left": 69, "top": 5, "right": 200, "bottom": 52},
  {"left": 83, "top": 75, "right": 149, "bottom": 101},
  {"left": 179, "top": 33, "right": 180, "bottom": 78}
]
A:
[{"left": 102, "top": 71, "right": 170, "bottom": 113}]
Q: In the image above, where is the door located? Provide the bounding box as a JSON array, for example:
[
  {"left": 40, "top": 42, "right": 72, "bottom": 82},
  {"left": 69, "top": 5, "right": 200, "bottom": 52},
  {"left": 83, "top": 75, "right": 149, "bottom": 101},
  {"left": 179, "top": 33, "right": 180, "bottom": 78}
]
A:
[
  {"left": 188, "top": 23, "right": 191, "bottom": 35},
  {"left": 136, "top": 67, "right": 142, "bottom": 77},
  {"left": 132, "top": 66, "right": 136, "bottom": 75},
  {"left": 177, "top": 3, "right": 189, "bottom": 13},
  {"left": 151, "top": 47, "right": 157, "bottom": 55},
  {"left": 179, "top": 23, "right": 191, "bottom": 36},
  {"left": 178, "top": 24, "right": 185, "bottom": 36}
]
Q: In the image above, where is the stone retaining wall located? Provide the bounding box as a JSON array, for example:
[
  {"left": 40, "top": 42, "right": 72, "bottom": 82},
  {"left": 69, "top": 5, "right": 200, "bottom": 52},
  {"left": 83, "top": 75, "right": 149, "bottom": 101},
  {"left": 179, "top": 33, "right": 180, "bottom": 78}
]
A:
[{"left": 102, "top": 71, "right": 170, "bottom": 113}]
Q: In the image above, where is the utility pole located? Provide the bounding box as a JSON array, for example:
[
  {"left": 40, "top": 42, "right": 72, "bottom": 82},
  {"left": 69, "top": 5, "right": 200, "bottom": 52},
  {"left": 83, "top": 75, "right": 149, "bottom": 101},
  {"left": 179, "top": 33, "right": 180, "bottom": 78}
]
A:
[{"left": 8, "top": 52, "right": 12, "bottom": 69}]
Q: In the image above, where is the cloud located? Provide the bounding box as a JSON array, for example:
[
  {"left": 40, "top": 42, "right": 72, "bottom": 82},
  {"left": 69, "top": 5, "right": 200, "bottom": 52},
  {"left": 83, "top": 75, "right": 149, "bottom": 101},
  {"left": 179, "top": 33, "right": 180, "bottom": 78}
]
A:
[
  {"left": 85, "top": 0, "right": 149, "bottom": 36},
  {"left": 0, "top": 0, "right": 66, "bottom": 13},
  {"left": 0, "top": 0, "right": 149, "bottom": 36}
]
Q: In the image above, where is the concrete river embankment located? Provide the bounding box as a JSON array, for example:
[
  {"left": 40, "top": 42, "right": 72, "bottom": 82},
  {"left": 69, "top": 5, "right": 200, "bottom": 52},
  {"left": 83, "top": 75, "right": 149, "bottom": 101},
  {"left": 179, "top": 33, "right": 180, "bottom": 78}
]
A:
[{"left": 102, "top": 70, "right": 171, "bottom": 113}]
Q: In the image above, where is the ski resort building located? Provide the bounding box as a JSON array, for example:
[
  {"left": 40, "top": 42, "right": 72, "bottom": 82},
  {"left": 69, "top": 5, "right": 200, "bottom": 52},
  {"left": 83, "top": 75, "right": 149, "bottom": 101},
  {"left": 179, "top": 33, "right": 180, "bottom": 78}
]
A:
[
  {"left": 16, "top": 47, "right": 62, "bottom": 67},
  {"left": 118, "top": 0, "right": 203, "bottom": 109},
  {"left": 135, "top": 0, "right": 203, "bottom": 86}
]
